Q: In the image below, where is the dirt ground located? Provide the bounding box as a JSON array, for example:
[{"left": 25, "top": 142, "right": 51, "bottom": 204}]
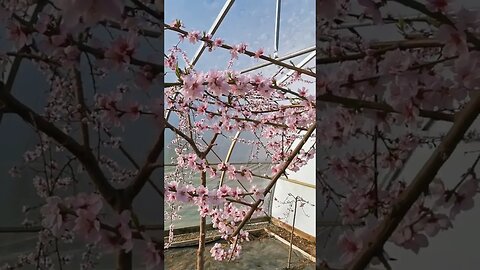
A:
[{"left": 164, "top": 223, "right": 315, "bottom": 269}]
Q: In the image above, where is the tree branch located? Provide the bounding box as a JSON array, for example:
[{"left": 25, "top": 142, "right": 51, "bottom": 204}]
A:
[
  {"left": 103, "top": 129, "right": 164, "bottom": 198},
  {"left": 348, "top": 91, "right": 480, "bottom": 269},
  {"left": 72, "top": 68, "right": 90, "bottom": 147},
  {"left": 391, "top": 0, "right": 480, "bottom": 47},
  {"left": 317, "top": 93, "right": 455, "bottom": 122},
  {"left": 0, "top": 0, "right": 48, "bottom": 124},
  {"left": 164, "top": 23, "right": 316, "bottom": 78},
  {"left": 125, "top": 128, "right": 165, "bottom": 200},
  {"left": 196, "top": 171, "right": 207, "bottom": 270},
  {"left": 0, "top": 83, "right": 118, "bottom": 206},
  {"left": 229, "top": 124, "right": 316, "bottom": 239},
  {"left": 164, "top": 119, "right": 203, "bottom": 157}
]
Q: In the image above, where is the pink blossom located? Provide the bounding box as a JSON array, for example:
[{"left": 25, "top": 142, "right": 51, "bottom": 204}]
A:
[
  {"left": 104, "top": 34, "right": 138, "bottom": 69},
  {"left": 236, "top": 43, "right": 247, "bottom": 54},
  {"left": 250, "top": 185, "right": 264, "bottom": 200},
  {"left": 205, "top": 70, "right": 227, "bottom": 96},
  {"left": 340, "top": 190, "right": 368, "bottom": 224},
  {"left": 217, "top": 185, "right": 231, "bottom": 197},
  {"left": 379, "top": 49, "right": 411, "bottom": 74},
  {"left": 175, "top": 185, "right": 190, "bottom": 203},
  {"left": 73, "top": 209, "right": 101, "bottom": 243},
  {"left": 69, "top": 193, "right": 103, "bottom": 216},
  {"left": 164, "top": 53, "right": 177, "bottom": 71},
  {"left": 423, "top": 214, "right": 452, "bottom": 237},
  {"left": 40, "top": 196, "right": 71, "bottom": 236},
  {"left": 186, "top": 153, "right": 198, "bottom": 168},
  {"left": 166, "top": 192, "right": 176, "bottom": 203},
  {"left": 182, "top": 73, "right": 205, "bottom": 101},
  {"left": 254, "top": 48, "right": 264, "bottom": 59},
  {"left": 454, "top": 52, "right": 480, "bottom": 89},
  {"left": 213, "top": 38, "right": 224, "bottom": 48},
  {"left": 126, "top": 102, "right": 141, "bottom": 121},
  {"left": 430, "top": 178, "right": 446, "bottom": 198},
  {"left": 271, "top": 163, "right": 283, "bottom": 175},
  {"left": 210, "top": 243, "right": 225, "bottom": 260},
  {"left": 435, "top": 24, "right": 468, "bottom": 57},
  {"left": 170, "top": 19, "right": 183, "bottom": 29},
  {"left": 236, "top": 166, "right": 253, "bottom": 182},
  {"left": 144, "top": 241, "right": 162, "bottom": 270},
  {"left": 58, "top": 0, "right": 124, "bottom": 31},
  {"left": 8, "top": 166, "right": 21, "bottom": 178},
  {"left": 230, "top": 46, "right": 239, "bottom": 59},
  {"left": 117, "top": 210, "right": 133, "bottom": 252},
  {"left": 401, "top": 233, "right": 429, "bottom": 254},
  {"left": 425, "top": 0, "right": 450, "bottom": 13},
  {"left": 338, "top": 231, "right": 363, "bottom": 264},
  {"left": 229, "top": 187, "right": 242, "bottom": 199},
  {"left": 187, "top": 31, "right": 201, "bottom": 44},
  {"left": 207, "top": 190, "right": 223, "bottom": 206},
  {"left": 450, "top": 178, "right": 478, "bottom": 218},
  {"left": 7, "top": 21, "right": 29, "bottom": 48},
  {"left": 167, "top": 181, "right": 178, "bottom": 191},
  {"left": 197, "top": 185, "right": 208, "bottom": 197}
]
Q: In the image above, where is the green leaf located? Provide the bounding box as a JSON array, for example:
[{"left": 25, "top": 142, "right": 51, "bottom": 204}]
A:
[
  {"left": 175, "top": 64, "right": 182, "bottom": 80},
  {"left": 397, "top": 17, "right": 405, "bottom": 31}
]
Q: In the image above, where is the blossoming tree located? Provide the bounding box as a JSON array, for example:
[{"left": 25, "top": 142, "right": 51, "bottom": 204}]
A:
[
  {"left": 0, "top": 0, "right": 166, "bottom": 269},
  {"left": 0, "top": 0, "right": 316, "bottom": 270},
  {"left": 318, "top": 0, "right": 480, "bottom": 269},
  {"left": 163, "top": 15, "right": 316, "bottom": 270}
]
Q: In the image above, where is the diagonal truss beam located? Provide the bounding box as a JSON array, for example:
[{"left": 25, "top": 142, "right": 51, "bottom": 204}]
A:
[{"left": 191, "top": 0, "right": 236, "bottom": 66}]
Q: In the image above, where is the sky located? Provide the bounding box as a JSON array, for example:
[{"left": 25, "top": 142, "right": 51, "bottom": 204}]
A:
[
  {"left": 164, "top": 0, "right": 315, "bottom": 81},
  {"left": 164, "top": 0, "right": 315, "bottom": 163}
]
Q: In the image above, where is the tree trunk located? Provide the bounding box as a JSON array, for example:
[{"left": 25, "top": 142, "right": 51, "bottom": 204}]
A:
[
  {"left": 117, "top": 250, "right": 132, "bottom": 270},
  {"left": 196, "top": 172, "right": 207, "bottom": 270},
  {"left": 115, "top": 193, "right": 133, "bottom": 270}
]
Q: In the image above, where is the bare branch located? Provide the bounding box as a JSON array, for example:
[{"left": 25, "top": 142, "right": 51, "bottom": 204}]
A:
[
  {"left": 229, "top": 124, "right": 316, "bottom": 239},
  {"left": 318, "top": 93, "right": 455, "bottom": 122},
  {"left": 0, "top": 83, "right": 119, "bottom": 206},
  {"left": 125, "top": 128, "right": 165, "bottom": 200},
  {"left": 348, "top": 92, "right": 480, "bottom": 269},
  {"left": 72, "top": 68, "right": 90, "bottom": 147}
]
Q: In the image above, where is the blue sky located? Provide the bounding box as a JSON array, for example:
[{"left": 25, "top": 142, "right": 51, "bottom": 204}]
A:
[
  {"left": 164, "top": 0, "right": 315, "bottom": 81},
  {"left": 164, "top": 0, "right": 316, "bottom": 163}
]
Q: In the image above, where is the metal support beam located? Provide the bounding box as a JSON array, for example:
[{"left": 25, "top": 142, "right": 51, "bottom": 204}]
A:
[
  {"left": 240, "top": 45, "right": 315, "bottom": 74},
  {"left": 277, "top": 51, "right": 316, "bottom": 84},
  {"left": 274, "top": 0, "right": 282, "bottom": 58},
  {"left": 191, "top": 0, "right": 236, "bottom": 66}
]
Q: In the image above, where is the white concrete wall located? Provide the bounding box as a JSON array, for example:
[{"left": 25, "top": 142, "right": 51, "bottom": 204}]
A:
[{"left": 271, "top": 134, "right": 316, "bottom": 238}]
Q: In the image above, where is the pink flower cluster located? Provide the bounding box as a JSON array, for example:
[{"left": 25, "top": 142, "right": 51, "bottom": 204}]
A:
[
  {"left": 40, "top": 193, "right": 137, "bottom": 254},
  {"left": 180, "top": 71, "right": 275, "bottom": 100},
  {"left": 166, "top": 180, "right": 262, "bottom": 260}
]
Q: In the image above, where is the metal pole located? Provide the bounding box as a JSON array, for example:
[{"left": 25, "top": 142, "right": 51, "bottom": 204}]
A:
[
  {"left": 277, "top": 51, "right": 316, "bottom": 84},
  {"left": 287, "top": 196, "right": 298, "bottom": 269},
  {"left": 218, "top": 130, "right": 241, "bottom": 188},
  {"left": 274, "top": 0, "right": 282, "bottom": 58},
  {"left": 191, "top": 0, "right": 235, "bottom": 66},
  {"left": 239, "top": 46, "right": 315, "bottom": 74}
]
